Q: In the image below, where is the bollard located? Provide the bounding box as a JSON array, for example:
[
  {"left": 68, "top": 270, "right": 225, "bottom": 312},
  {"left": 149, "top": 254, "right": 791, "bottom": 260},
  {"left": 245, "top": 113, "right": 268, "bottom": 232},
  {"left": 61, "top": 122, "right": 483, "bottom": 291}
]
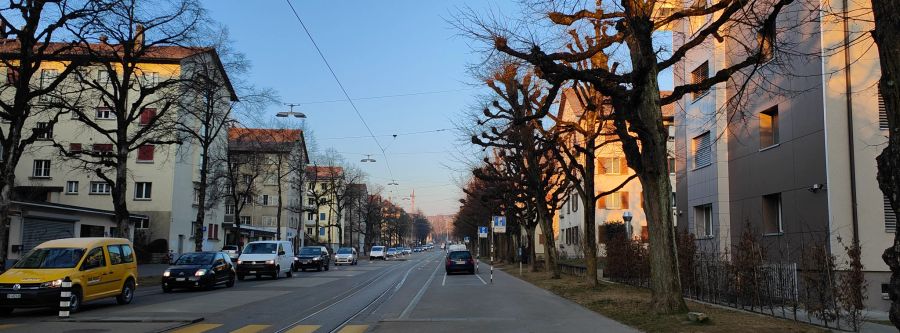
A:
[{"left": 58, "top": 277, "right": 72, "bottom": 318}]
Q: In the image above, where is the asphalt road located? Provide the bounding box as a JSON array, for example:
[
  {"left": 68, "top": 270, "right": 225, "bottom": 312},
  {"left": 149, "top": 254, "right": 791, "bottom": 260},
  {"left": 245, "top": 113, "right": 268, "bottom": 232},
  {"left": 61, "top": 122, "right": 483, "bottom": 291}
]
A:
[{"left": 0, "top": 250, "right": 637, "bottom": 333}]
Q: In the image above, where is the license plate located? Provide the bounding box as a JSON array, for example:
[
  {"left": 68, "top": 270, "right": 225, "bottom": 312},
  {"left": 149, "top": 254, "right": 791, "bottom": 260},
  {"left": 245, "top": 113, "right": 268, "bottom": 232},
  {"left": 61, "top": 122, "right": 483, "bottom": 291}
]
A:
[
  {"left": 6, "top": 294, "right": 20, "bottom": 299},
  {"left": 455, "top": 260, "right": 466, "bottom": 264},
  {"left": 302, "top": 261, "right": 310, "bottom": 264},
  {"left": 249, "top": 271, "right": 256, "bottom": 274},
  {"left": 175, "top": 278, "right": 185, "bottom": 282}
]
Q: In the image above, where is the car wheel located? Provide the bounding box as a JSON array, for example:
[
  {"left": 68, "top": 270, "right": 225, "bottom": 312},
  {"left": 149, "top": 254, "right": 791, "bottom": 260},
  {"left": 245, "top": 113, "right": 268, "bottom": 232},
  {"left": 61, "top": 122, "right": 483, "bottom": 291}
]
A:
[
  {"left": 286, "top": 270, "right": 293, "bottom": 278},
  {"left": 324, "top": 263, "right": 329, "bottom": 271},
  {"left": 301, "top": 268, "right": 306, "bottom": 272},
  {"left": 68, "top": 287, "right": 83, "bottom": 313},
  {"left": 116, "top": 279, "right": 135, "bottom": 305},
  {"left": 226, "top": 274, "right": 236, "bottom": 287},
  {"left": 237, "top": 274, "right": 245, "bottom": 281},
  {"left": 255, "top": 274, "right": 262, "bottom": 279},
  {"left": 316, "top": 264, "right": 322, "bottom": 272},
  {"left": 292, "top": 265, "right": 298, "bottom": 272},
  {"left": 273, "top": 267, "right": 280, "bottom": 280},
  {"left": 0, "top": 308, "right": 13, "bottom": 315}
]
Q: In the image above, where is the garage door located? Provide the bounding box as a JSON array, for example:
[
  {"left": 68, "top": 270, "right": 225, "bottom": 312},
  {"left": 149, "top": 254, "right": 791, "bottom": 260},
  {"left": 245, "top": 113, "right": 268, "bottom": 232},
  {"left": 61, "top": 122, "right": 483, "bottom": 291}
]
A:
[{"left": 22, "top": 218, "right": 75, "bottom": 253}]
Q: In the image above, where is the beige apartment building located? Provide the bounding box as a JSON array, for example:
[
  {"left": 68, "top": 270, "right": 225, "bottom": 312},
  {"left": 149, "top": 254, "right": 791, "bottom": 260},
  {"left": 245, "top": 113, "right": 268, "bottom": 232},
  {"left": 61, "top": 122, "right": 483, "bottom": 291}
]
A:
[
  {"left": 304, "top": 166, "right": 343, "bottom": 251},
  {"left": 3, "top": 42, "right": 236, "bottom": 256},
  {"left": 555, "top": 89, "right": 677, "bottom": 258},
  {"left": 226, "top": 128, "right": 308, "bottom": 250},
  {"left": 671, "top": 0, "right": 892, "bottom": 311}
]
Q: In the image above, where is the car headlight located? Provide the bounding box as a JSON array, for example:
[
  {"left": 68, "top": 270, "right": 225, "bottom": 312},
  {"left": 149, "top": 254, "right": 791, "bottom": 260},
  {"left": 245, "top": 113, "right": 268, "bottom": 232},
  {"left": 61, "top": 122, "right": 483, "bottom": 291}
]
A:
[
  {"left": 163, "top": 270, "right": 171, "bottom": 277},
  {"left": 266, "top": 260, "right": 275, "bottom": 265},
  {"left": 195, "top": 269, "right": 208, "bottom": 276},
  {"left": 312, "top": 257, "right": 321, "bottom": 261},
  {"left": 40, "top": 279, "right": 63, "bottom": 288},
  {"left": 236, "top": 260, "right": 242, "bottom": 265}
]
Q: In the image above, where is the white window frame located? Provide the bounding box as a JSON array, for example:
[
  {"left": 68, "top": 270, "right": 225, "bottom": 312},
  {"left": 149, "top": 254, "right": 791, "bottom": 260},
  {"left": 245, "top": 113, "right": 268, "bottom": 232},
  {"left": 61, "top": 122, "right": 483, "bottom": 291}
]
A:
[
  {"left": 693, "top": 131, "right": 712, "bottom": 169},
  {"left": 95, "top": 107, "right": 114, "bottom": 120},
  {"left": 32, "top": 160, "right": 50, "bottom": 178},
  {"left": 134, "top": 182, "right": 152, "bottom": 200},
  {"left": 66, "top": 181, "right": 79, "bottom": 194},
  {"left": 90, "top": 181, "right": 111, "bottom": 195},
  {"left": 225, "top": 204, "right": 235, "bottom": 215},
  {"left": 239, "top": 216, "right": 251, "bottom": 225},
  {"left": 606, "top": 192, "right": 622, "bottom": 209}
]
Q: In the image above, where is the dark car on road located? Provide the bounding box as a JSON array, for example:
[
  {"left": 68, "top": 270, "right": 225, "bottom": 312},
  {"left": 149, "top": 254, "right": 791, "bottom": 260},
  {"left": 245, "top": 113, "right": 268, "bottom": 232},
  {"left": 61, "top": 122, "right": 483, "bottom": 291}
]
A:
[
  {"left": 162, "top": 252, "right": 235, "bottom": 292},
  {"left": 445, "top": 250, "right": 475, "bottom": 274},
  {"left": 294, "top": 246, "right": 330, "bottom": 271}
]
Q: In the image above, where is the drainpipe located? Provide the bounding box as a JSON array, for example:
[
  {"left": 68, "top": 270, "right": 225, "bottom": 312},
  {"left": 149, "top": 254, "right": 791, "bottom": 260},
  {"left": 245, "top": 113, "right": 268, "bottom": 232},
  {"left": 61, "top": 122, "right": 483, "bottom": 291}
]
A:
[{"left": 842, "top": 0, "right": 861, "bottom": 245}]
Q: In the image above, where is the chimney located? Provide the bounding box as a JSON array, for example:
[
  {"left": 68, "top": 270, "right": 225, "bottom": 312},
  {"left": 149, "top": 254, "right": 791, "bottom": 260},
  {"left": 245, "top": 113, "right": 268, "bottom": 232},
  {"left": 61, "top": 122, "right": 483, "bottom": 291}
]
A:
[{"left": 134, "top": 24, "right": 144, "bottom": 48}]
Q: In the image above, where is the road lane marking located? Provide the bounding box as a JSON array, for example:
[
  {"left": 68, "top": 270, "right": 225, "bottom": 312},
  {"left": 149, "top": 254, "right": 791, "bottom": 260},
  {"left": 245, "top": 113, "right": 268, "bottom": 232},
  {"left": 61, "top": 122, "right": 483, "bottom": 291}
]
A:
[
  {"left": 441, "top": 272, "right": 446, "bottom": 286},
  {"left": 476, "top": 273, "right": 488, "bottom": 285},
  {"left": 336, "top": 325, "right": 368, "bottom": 333},
  {"left": 284, "top": 325, "right": 320, "bottom": 333},
  {"left": 171, "top": 323, "right": 222, "bottom": 333},
  {"left": 399, "top": 256, "right": 442, "bottom": 319},
  {"left": 231, "top": 324, "right": 271, "bottom": 333},
  {"left": 0, "top": 324, "right": 19, "bottom": 331}
]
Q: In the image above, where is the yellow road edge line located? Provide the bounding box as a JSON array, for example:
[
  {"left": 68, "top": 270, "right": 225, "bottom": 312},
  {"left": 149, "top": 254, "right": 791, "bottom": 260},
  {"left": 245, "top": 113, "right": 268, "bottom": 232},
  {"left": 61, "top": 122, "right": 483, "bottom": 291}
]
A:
[
  {"left": 336, "top": 325, "right": 369, "bottom": 333},
  {"left": 170, "top": 323, "right": 223, "bottom": 333},
  {"left": 230, "top": 324, "right": 271, "bottom": 333},
  {"left": 284, "top": 325, "right": 322, "bottom": 333}
]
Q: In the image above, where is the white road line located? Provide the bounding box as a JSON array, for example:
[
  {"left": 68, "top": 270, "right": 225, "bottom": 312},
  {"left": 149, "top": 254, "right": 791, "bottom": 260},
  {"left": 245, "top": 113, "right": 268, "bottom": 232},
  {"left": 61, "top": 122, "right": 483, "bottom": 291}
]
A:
[
  {"left": 399, "top": 255, "right": 441, "bottom": 319},
  {"left": 441, "top": 273, "right": 447, "bottom": 286},
  {"left": 475, "top": 272, "right": 488, "bottom": 285}
]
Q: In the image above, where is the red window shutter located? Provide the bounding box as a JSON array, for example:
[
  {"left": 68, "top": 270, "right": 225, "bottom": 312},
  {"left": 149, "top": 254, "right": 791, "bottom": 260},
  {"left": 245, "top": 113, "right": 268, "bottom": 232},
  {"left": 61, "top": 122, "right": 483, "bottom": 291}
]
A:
[
  {"left": 208, "top": 224, "right": 213, "bottom": 239},
  {"left": 6, "top": 68, "right": 18, "bottom": 85},
  {"left": 137, "top": 145, "right": 154, "bottom": 161},
  {"left": 93, "top": 143, "right": 112, "bottom": 152},
  {"left": 69, "top": 143, "right": 82, "bottom": 152},
  {"left": 598, "top": 196, "right": 606, "bottom": 209},
  {"left": 214, "top": 224, "right": 219, "bottom": 239},
  {"left": 140, "top": 108, "right": 156, "bottom": 125},
  {"left": 621, "top": 191, "right": 629, "bottom": 209}
]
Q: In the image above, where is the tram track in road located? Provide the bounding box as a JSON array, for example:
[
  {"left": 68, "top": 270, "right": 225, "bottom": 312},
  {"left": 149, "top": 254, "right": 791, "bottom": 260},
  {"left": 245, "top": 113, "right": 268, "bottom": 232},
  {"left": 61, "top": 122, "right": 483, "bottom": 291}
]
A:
[{"left": 274, "top": 252, "right": 442, "bottom": 333}]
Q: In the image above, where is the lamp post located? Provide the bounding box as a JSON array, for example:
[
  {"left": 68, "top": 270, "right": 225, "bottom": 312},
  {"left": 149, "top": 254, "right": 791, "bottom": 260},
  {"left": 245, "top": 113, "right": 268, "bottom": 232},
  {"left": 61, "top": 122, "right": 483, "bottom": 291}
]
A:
[
  {"left": 275, "top": 103, "right": 308, "bottom": 251},
  {"left": 623, "top": 211, "right": 633, "bottom": 240},
  {"left": 361, "top": 154, "right": 376, "bottom": 163}
]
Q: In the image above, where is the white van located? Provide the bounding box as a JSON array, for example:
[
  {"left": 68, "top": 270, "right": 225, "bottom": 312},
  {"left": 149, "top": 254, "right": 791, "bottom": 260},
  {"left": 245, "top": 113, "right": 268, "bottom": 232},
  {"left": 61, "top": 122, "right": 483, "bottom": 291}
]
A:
[{"left": 236, "top": 240, "right": 294, "bottom": 280}]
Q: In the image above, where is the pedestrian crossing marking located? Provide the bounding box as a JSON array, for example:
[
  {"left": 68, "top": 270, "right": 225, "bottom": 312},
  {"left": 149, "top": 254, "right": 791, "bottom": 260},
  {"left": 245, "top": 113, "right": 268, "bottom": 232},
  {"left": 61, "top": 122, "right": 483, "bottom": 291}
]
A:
[
  {"left": 171, "top": 323, "right": 223, "bottom": 333},
  {"left": 337, "top": 325, "right": 368, "bottom": 333},
  {"left": 0, "top": 324, "right": 19, "bottom": 331},
  {"left": 230, "top": 324, "right": 270, "bottom": 333},
  {"left": 284, "top": 325, "right": 321, "bottom": 333}
]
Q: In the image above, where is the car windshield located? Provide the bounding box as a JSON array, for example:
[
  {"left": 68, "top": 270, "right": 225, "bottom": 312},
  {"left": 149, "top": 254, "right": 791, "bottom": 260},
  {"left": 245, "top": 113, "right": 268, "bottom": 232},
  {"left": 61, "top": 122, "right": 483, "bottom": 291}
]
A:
[
  {"left": 14, "top": 247, "right": 85, "bottom": 269},
  {"left": 243, "top": 243, "right": 277, "bottom": 254},
  {"left": 175, "top": 252, "right": 214, "bottom": 265},
  {"left": 387, "top": 248, "right": 396, "bottom": 252},
  {"left": 372, "top": 246, "right": 384, "bottom": 251},
  {"left": 223, "top": 246, "right": 238, "bottom": 251},
  {"left": 337, "top": 248, "right": 353, "bottom": 254},
  {"left": 299, "top": 247, "right": 321, "bottom": 255},
  {"left": 449, "top": 251, "right": 472, "bottom": 260}
]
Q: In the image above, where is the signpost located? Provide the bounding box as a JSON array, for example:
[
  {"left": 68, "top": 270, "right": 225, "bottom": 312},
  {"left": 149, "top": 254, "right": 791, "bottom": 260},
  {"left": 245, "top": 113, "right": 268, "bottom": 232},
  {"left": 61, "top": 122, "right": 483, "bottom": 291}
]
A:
[
  {"left": 478, "top": 226, "right": 488, "bottom": 238},
  {"left": 490, "top": 216, "right": 506, "bottom": 284}
]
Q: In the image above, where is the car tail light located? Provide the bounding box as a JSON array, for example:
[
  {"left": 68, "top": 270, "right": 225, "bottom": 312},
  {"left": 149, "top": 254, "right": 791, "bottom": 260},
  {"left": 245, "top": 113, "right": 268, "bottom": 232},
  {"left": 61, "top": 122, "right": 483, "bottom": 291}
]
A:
[{"left": 467, "top": 258, "right": 474, "bottom": 264}]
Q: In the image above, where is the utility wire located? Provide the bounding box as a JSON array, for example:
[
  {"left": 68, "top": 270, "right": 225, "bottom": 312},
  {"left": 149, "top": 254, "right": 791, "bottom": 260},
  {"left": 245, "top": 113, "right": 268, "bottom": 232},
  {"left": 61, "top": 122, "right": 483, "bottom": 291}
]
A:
[
  {"left": 298, "top": 88, "right": 477, "bottom": 105},
  {"left": 284, "top": 0, "right": 394, "bottom": 179},
  {"left": 321, "top": 128, "right": 450, "bottom": 140}
]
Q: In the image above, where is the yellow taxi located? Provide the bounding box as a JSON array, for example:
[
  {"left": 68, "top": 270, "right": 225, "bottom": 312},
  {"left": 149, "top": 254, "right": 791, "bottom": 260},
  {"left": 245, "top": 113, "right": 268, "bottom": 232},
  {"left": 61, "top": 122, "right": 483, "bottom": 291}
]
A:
[{"left": 0, "top": 237, "right": 138, "bottom": 314}]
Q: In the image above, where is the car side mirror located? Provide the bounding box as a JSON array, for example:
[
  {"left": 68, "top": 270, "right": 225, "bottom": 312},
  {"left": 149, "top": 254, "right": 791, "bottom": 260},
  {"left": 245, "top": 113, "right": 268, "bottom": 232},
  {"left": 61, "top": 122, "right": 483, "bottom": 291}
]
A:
[{"left": 278, "top": 251, "right": 286, "bottom": 256}]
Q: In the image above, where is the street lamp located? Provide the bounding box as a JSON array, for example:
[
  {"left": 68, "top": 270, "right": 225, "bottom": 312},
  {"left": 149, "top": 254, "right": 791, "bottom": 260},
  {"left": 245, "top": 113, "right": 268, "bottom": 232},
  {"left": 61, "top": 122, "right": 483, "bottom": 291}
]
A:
[
  {"left": 361, "top": 154, "right": 376, "bottom": 163},
  {"left": 387, "top": 180, "right": 399, "bottom": 186},
  {"left": 622, "top": 211, "right": 633, "bottom": 240},
  {"left": 276, "top": 103, "right": 307, "bottom": 118}
]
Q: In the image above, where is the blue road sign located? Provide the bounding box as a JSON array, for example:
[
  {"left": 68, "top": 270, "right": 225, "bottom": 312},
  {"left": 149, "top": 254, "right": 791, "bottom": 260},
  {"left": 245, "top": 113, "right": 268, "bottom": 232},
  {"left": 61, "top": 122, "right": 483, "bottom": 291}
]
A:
[
  {"left": 478, "top": 226, "right": 489, "bottom": 238},
  {"left": 492, "top": 216, "right": 507, "bottom": 233}
]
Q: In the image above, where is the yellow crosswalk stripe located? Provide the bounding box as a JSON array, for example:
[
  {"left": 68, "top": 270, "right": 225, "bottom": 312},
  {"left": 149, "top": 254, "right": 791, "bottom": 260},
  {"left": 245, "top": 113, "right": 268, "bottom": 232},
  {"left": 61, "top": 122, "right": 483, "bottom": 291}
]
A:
[
  {"left": 231, "top": 324, "right": 271, "bottom": 333},
  {"left": 284, "top": 325, "right": 321, "bottom": 333},
  {"left": 171, "top": 323, "right": 223, "bottom": 333},
  {"left": 337, "top": 325, "right": 368, "bottom": 333},
  {"left": 0, "top": 324, "right": 19, "bottom": 331}
]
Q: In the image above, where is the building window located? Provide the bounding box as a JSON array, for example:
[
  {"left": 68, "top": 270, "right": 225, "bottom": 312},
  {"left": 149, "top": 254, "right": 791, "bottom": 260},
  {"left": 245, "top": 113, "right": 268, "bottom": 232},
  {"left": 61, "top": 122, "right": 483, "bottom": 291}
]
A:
[
  {"left": 32, "top": 160, "right": 50, "bottom": 178},
  {"left": 142, "top": 72, "right": 159, "bottom": 86},
  {"left": 90, "top": 181, "right": 111, "bottom": 194},
  {"left": 668, "top": 157, "right": 676, "bottom": 175},
  {"left": 135, "top": 218, "right": 150, "bottom": 229},
  {"left": 603, "top": 157, "right": 623, "bottom": 175},
  {"left": 242, "top": 174, "right": 253, "bottom": 185},
  {"left": 602, "top": 192, "right": 629, "bottom": 210},
  {"left": 6, "top": 67, "right": 18, "bottom": 85},
  {"left": 66, "top": 181, "right": 79, "bottom": 194},
  {"left": 98, "top": 69, "right": 115, "bottom": 85},
  {"left": 35, "top": 122, "right": 52, "bottom": 139},
  {"left": 225, "top": 204, "right": 235, "bottom": 215},
  {"left": 307, "top": 197, "right": 315, "bottom": 206},
  {"left": 208, "top": 223, "right": 219, "bottom": 240},
  {"left": 306, "top": 227, "right": 313, "bottom": 236},
  {"left": 261, "top": 216, "right": 276, "bottom": 227},
  {"left": 879, "top": 88, "right": 889, "bottom": 130},
  {"left": 136, "top": 145, "right": 154, "bottom": 162},
  {"left": 320, "top": 212, "right": 327, "bottom": 221},
  {"left": 762, "top": 193, "right": 783, "bottom": 235},
  {"left": 691, "top": 61, "right": 710, "bottom": 100},
  {"left": 760, "top": 106, "right": 779, "bottom": 148},
  {"left": 261, "top": 194, "right": 270, "bottom": 206},
  {"left": 307, "top": 212, "right": 314, "bottom": 221},
  {"left": 69, "top": 143, "right": 83, "bottom": 154},
  {"left": 39, "top": 69, "right": 58, "bottom": 93},
  {"left": 134, "top": 182, "right": 152, "bottom": 200},
  {"left": 95, "top": 107, "right": 114, "bottom": 119},
  {"left": 139, "top": 108, "right": 156, "bottom": 126},
  {"left": 886, "top": 195, "right": 897, "bottom": 233},
  {"left": 692, "top": 131, "right": 712, "bottom": 168},
  {"left": 239, "top": 216, "right": 251, "bottom": 225},
  {"left": 264, "top": 174, "right": 277, "bottom": 186},
  {"left": 695, "top": 204, "right": 713, "bottom": 238},
  {"left": 92, "top": 143, "right": 113, "bottom": 155}
]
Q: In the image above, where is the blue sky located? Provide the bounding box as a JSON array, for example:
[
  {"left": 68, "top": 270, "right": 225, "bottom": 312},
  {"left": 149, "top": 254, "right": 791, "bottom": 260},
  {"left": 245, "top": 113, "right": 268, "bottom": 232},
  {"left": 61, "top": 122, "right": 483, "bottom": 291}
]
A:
[{"left": 205, "top": 1, "right": 673, "bottom": 216}]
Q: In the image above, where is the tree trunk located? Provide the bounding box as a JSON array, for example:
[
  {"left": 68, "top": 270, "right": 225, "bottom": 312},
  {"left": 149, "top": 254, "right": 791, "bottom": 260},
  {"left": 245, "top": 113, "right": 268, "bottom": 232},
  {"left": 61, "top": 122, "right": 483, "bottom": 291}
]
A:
[
  {"left": 527, "top": 224, "right": 537, "bottom": 272},
  {"left": 112, "top": 150, "right": 131, "bottom": 239},
  {"left": 276, "top": 174, "right": 283, "bottom": 241},
  {"left": 537, "top": 207, "right": 560, "bottom": 278},
  {"left": 582, "top": 137, "right": 600, "bottom": 286},
  {"left": 193, "top": 149, "right": 209, "bottom": 251},
  {"left": 0, "top": 179, "right": 11, "bottom": 270},
  {"left": 873, "top": 0, "right": 900, "bottom": 328}
]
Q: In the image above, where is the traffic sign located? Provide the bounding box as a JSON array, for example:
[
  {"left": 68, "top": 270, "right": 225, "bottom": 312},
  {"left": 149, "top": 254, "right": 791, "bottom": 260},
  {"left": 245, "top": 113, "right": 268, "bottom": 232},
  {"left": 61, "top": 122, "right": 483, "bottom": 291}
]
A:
[
  {"left": 492, "top": 216, "right": 506, "bottom": 233},
  {"left": 478, "top": 226, "right": 488, "bottom": 238},
  {"left": 464, "top": 236, "right": 470, "bottom": 244}
]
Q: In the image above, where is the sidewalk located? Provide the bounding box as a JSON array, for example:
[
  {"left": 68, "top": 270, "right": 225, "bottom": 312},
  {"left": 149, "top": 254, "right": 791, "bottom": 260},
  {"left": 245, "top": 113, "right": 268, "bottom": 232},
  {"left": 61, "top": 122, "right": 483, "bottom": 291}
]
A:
[{"left": 138, "top": 264, "right": 169, "bottom": 278}]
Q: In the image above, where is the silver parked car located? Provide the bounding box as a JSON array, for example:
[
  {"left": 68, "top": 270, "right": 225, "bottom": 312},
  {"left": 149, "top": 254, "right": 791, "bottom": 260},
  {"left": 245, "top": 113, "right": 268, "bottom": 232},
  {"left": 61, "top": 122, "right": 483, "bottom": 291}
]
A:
[
  {"left": 222, "top": 245, "right": 240, "bottom": 261},
  {"left": 334, "top": 247, "right": 358, "bottom": 265}
]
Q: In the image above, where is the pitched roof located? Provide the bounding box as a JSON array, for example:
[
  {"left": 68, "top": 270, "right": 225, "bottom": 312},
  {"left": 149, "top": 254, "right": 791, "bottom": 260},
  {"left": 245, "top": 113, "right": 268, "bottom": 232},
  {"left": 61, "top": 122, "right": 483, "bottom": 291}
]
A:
[
  {"left": 305, "top": 166, "right": 343, "bottom": 179},
  {"left": 228, "top": 128, "right": 303, "bottom": 142},
  {"left": 0, "top": 39, "right": 208, "bottom": 62}
]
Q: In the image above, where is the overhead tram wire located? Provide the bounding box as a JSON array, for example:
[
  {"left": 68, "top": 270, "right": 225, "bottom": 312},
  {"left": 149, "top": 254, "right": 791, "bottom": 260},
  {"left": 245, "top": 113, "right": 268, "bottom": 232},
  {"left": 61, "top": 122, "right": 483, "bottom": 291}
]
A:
[
  {"left": 298, "top": 88, "right": 477, "bottom": 105},
  {"left": 284, "top": 0, "right": 394, "bottom": 179},
  {"left": 321, "top": 128, "right": 451, "bottom": 140}
]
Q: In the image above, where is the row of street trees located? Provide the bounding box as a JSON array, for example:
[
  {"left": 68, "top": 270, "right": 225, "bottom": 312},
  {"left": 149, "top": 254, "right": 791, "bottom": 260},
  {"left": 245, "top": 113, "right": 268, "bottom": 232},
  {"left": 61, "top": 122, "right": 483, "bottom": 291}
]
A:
[{"left": 456, "top": 0, "right": 900, "bottom": 322}]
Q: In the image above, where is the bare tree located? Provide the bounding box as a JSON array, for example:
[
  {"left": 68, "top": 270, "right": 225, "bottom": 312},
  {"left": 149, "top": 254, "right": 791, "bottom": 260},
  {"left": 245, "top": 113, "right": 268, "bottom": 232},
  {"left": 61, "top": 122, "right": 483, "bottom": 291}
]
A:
[
  {"left": 223, "top": 127, "right": 266, "bottom": 247},
  {"left": 465, "top": 0, "right": 796, "bottom": 313},
  {"left": 323, "top": 164, "right": 364, "bottom": 248},
  {"left": 0, "top": 0, "right": 98, "bottom": 268},
  {"left": 54, "top": 0, "right": 207, "bottom": 238}
]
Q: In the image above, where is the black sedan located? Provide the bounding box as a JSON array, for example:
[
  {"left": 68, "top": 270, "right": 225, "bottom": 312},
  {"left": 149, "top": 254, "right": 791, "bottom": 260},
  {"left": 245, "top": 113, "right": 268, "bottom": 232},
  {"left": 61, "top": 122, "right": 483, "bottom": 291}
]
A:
[
  {"left": 162, "top": 252, "right": 236, "bottom": 292},
  {"left": 294, "top": 246, "right": 330, "bottom": 271},
  {"left": 445, "top": 250, "right": 475, "bottom": 274}
]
